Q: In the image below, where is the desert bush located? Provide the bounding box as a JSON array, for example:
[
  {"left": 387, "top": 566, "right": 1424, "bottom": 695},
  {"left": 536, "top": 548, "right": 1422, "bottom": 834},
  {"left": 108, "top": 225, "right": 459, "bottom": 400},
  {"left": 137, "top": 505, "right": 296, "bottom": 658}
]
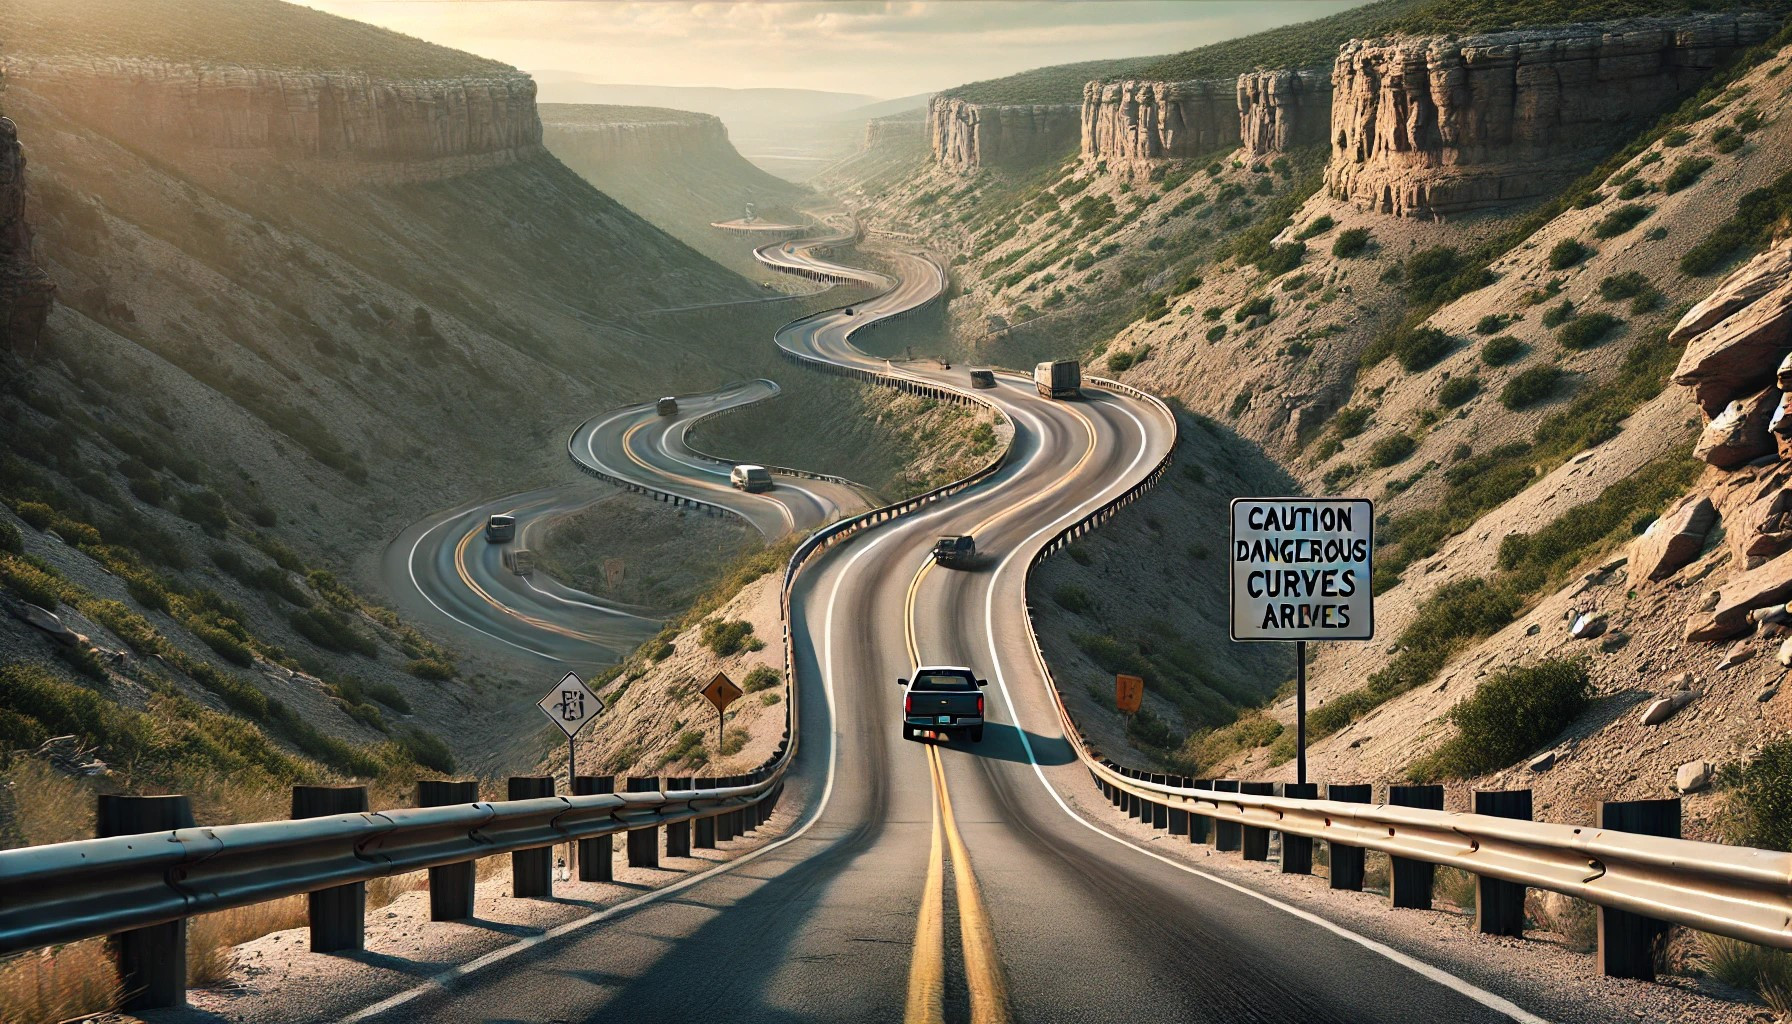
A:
[
  {"left": 1558, "top": 312, "right": 1622, "bottom": 350},
  {"left": 1408, "top": 660, "right": 1588, "bottom": 779},
  {"left": 1500, "top": 367, "right": 1567, "bottom": 410},
  {"left": 290, "top": 607, "right": 378, "bottom": 657},
  {"left": 1433, "top": 866, "right": 1478, "bottom": 912},
  {"left": 1597, "top": 271, "right": 1651, "bottom": 301},
  {"left": 1296, "top": 215, "right": 1334, "bottom": 239},
  {"left": 743, "top": 666, "right": 780, "bottom": 693},
  {"left": 1438, "top": 376, "right": 1480, "bottom": 408},
  {"left": 1681, "top": 167, "right": 1792, "bottom": 275},
  {"left": 1541, "top": 299, "right": 1576, "bottom": 328},
  {"left": 0, "top": 938, "right": 120, "bottom": 1024},
  {"left": 1052, "top": 583, "right": 1094, "bottom": 614},
  {"left": 700, "top": 618, "right": 756, "bottom": 657},
  {"left": 1395, "top": 327, "right": 1454, "bottom": 373},
  {"left": 176, "top": 489, "right": 231, "bottom": 537},
  {"left": 1664, "top": 156, "right": 1714, "bottom": 193},
  {"left": 1716, "top": 737, "right": 1792, "bottom": 852},
  {"left": 1474, "top": 314, "right": 1505, "bottom": 335},
  {"left": 1547, "top": 238, "right": 1589, "bottom": 270},
  {"left": 1234, "top": 296, "right": 1272, "bottom": 323},
  {"left": 393, "top": 728, "right": 455, "bottom": 773},
  {"left": 0, "top": 519, "right": 22, "bottom": 555},
  {"left": 0, "top": 554, "right": 73, "bottom": 609},
  {"left": 1480, "top": 335, "right": 1525, "bottom": 366},
  {"left": 405, "top": 658, "right": 454, "bottom": 681},
  {"left": 1331, "top": 227, "right": 1371, "bottom": 257},
  {"left": 1698, "top": 934, "right": 1792, "bottom": 1013},
  {"left": 1073, "top": 633, "right": 1148, "bottom": 676},
  {"left": 1592, "top": 204, "right": 1652, "bottom": 238},
  {"left": 1400, "top": 246, "right": 1491, "bottom": 304},
  {"left": 1332, "top": 406, "right": 1371, "bottom": 439},
  {"left": 1368, "top": 433, "right": 1416, "bottom": 468}
]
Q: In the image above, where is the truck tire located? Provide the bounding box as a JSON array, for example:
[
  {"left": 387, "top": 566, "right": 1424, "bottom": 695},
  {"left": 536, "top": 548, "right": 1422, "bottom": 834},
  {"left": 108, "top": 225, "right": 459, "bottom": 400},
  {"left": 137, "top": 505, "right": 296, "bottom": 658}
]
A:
[{"left": 970, "top": 726, "right": 984, "bottom": 743}]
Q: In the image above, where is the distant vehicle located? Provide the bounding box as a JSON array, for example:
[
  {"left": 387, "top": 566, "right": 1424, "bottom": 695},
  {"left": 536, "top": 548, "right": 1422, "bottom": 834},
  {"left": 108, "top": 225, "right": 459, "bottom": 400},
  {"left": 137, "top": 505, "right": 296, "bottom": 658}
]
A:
[
  {"left": 656, "top": 396, "right": 678, "bottom": 416},
  {"left": 484, "top": 514, "right": 516, "bottom": 543},
  {"left": 932, "top": 534, "right": 975, "bottom": 568},
  {"left": 730, "top": 464, "right": 773, "bottom": 493},
  {"left": 901, "top": 666, "right": 987, "bottom": 743},
  {"left": 1034, "top": 360, "right": 1081, "bottom": 399},
  {"left": 969, "top": 369, "right": 995, "bottom": 389},
  {"left": 503, "top": 548, "right": 536, "bottom": 576},
  {"left": 844, "top": 307, "right": 855, "bottom": 315}
]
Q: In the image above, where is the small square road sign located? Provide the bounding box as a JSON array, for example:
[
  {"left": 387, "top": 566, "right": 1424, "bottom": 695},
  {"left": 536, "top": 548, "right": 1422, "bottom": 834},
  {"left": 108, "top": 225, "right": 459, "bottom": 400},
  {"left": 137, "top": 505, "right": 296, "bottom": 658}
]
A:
[{"left": 538, "top": 671, "right": 604, "bottom": 738}]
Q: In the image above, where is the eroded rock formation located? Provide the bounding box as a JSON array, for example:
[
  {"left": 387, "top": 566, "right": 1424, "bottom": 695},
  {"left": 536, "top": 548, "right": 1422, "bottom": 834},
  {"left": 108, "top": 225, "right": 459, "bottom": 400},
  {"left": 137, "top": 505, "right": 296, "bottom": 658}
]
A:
[
  {"left": 1326, "top": 13, "right": 1775, "bottom": 218},
  {"left": 1080, "top": 78, "right": 1238, "bottom": 175},
  {"left": 4, "top": 57, "right": 543, "bottom": 185},
  {"left": 1238, "top": 69, "right": 1333, "bottom": 158},
  {"left": 0, "top": 67, "right": 54, "bottom": 351},
  {"left": 540, "top": 105, "right": 732, "bottom": 164},
  {"left": 929, "top": 95, "right": 1079, "bottom": 174}
]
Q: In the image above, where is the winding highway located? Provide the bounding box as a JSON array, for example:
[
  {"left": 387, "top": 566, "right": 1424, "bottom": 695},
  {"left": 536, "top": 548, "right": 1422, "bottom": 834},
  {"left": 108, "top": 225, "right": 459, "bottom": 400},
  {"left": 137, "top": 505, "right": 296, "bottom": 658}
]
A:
[{"left": 356, "top": 224, "right": 1544, "bottom": 1022}]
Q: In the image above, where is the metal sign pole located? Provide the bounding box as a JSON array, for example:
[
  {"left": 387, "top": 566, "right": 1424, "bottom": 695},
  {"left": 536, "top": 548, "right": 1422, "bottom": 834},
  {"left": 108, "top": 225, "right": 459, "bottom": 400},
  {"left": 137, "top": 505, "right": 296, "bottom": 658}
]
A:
[
  {"left": 567, "top": 732, "right": 577, "bottom": 877},
  {"left": 1296, "top": 640, "right": 1307, "bottom": 786}
]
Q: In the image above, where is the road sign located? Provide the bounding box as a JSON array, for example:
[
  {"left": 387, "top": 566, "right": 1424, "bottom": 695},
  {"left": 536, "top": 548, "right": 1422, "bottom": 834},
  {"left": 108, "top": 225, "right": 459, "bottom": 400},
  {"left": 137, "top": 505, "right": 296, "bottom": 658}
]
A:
[
  {"left": 603, "top": 558, "right": 625, "bottom": 592},
  {"left": 1230, "top": 498, "right": 1374, "bottom": 642},
  {"left": 701, "top": 671, "right": 743, "bottom": 714},
  {"left": 1115, "top": 674, "right": 1143, "bottom": 714},
  {"left": 538, "top": 671, "right": 604, "bottom": 738}
]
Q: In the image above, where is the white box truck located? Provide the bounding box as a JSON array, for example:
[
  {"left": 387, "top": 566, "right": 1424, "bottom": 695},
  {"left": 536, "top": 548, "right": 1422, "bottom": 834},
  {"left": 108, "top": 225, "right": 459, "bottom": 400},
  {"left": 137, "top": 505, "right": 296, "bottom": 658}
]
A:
[{"left": 1034, "top": 360, "right": 1080, "bottom": 399}]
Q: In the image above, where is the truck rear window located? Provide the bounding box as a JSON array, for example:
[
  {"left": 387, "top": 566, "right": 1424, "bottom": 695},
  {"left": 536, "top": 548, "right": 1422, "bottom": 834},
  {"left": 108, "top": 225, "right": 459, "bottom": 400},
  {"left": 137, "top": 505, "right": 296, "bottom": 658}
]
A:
[{"left": 911, "top": 672, "right": 974, "bottom": 691}]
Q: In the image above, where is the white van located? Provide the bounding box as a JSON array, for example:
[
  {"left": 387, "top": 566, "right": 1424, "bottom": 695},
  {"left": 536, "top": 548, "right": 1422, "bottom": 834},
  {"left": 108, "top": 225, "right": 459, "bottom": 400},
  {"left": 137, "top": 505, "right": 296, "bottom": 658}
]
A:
[{"left": 730, "top": 465, "right": 773, "bottom": 493}]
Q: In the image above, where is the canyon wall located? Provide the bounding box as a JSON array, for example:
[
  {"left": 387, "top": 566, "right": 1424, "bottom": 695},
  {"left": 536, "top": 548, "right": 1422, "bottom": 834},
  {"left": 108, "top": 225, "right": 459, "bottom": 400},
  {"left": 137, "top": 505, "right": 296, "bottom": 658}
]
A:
[
  {"left": 1079, "top": 78, "right": 1239, "bottom": 177},
  {"left": 1238, "top": 69, "right": 1334, "bottom": 158},
  {"left": 540, "top": 105, "right": 733, "bottom": 165},
  {"left": 929, "top": 95, "right": 1080, "bottom": 174},
  {"left": 0, "top": 67, "right": 54, "bottom": 352},
  {"left": 1326, "top": 13, "right": 1776, "bottom": 219},
  {"left": 3, "top": 57, "right": 544, "bottom": 185}
]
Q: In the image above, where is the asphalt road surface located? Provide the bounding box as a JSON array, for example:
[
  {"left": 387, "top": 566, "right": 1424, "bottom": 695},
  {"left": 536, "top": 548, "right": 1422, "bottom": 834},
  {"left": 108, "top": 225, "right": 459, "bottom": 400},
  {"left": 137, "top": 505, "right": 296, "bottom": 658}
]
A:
[{"left": 352, "top": 228, "right": 1540, "bottom": 1023}]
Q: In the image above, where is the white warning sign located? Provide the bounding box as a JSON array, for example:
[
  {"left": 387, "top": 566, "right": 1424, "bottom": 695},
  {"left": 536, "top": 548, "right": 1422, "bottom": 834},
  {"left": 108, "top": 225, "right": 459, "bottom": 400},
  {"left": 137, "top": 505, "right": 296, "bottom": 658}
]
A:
[{"left": 1230, "top": 498, "right": 1374, "bottom": 642}]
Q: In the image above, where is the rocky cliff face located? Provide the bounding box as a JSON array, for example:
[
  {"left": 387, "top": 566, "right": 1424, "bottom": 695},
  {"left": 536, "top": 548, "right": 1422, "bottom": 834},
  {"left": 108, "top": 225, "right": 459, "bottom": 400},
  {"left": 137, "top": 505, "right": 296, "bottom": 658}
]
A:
[
  {"left": 3, "top": 57, "right": 543, "bottom": 185},
  {"left": 1080, "top": 78, "right": 1238, "bottom": 175},
  {"left": 0, "top": 68, "right": 54, "bottom": 351},
  {"left": 929, "top": 95, "right": 1079, "bottom": 173},
  {"left": 1238, "top": 68, "right": 1333, "bottom": 158},
  {"left": 1326, "top": 13, "right": 1776, "bottom": 218},
  {"left": 540, "top": 105, "right": 732, "bottom": 165}
]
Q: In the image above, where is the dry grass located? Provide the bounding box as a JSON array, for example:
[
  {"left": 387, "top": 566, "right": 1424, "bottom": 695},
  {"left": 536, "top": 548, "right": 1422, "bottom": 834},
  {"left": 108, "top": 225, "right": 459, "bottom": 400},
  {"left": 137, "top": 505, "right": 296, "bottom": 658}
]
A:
[
  {"left": 0, "top": 939, "right": 120, "bottom": 1024},
  {"left": 1432, "top": 866, "right": 1477, "bottom": 913},
  {"left": 1527, "top": 891, "right": 1598, "bottom": 952},
  {"left": 187, "top": 897, "right": 307, "bottom": 987},
  {"left": 1699, "top": 933, "right": 1792, "bottom": 1013},
  {"left": 369, "top": 870, "right": 429, "bottom": 910},
  {"left": 0, "top": 760, "right": 96, "bottom": 849},
  {"left": 1362, "top": 852, "right": 1391, "bottom": 894}
]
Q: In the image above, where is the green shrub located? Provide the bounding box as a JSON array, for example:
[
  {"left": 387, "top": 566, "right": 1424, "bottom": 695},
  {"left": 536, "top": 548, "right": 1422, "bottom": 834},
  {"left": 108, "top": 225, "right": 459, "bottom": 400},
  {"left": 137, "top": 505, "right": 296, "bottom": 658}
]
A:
[
  {"left": 1717, "top": 738, "right": 1792, "bottom": 852},
  {"left": 14, "top": 502, "right": 54, "bottom": 531},
  {"left": 395, "top": 728, "right": 456, "bottom": 774},
  {"left": 1331, "top": 407, "right": 1371, "bottom": 440},
  {"left": 1408, "top": 660, "right": 1588, "bottom": 779},
  {"left": 1074, "top": 633, "right": 1148, "bottom": 676},
  {"left": 1663, "top": 129, "right": 1692, "bottom": 147},
  {"left": 0, "top": 554, "right": 72, "bottom": 609},
  {"left": 192, "top": 621, "right": 256, "bottom": 667},
  {"left": 1258, "top": 241, "right": 1306, "bottom": 277},
  {"left": 1664, "top": 156, "right": 1714, "bottom": 193},
  {"left": 176, "top": 489, "right": 231, "bottom": 537},
  {"left": 1597, "top": 271, "right": 1651, "bottom": 301},
  {"left": 1401, "top": 247, "right": 1492, "bottom": 304},
  {"left": 1680, "top": 167, "right": 1792, "bottom": 275},
  {"left": 1474, "top": 314, "right": 1505, "bottom": 336},
  {"left": 1438, "top": 376, "right": 1480, "bottom": 408},
  {"left": 1541, "top": 299, "right": 1575, "bottom": 328},
  {"left": 1234, "top": 296, "right": 1272, "bottom": 323},
  {"left": 1616, "top": 179, "right": 1652, "bottom": 200},
  {"left": 1332, "top": 227, "right": 1371, "bottom": 258},
  {"left": 1296, "top": 215, "right": 1334, "bottom": 239},
  {"left": 1053, "top": 583, "right": 1094, "bottom": 614},
  {"left": 700, "top": 618, "right": 756, "bottom": 657},
  {"left": 1501, "top": 367, "right": 1567, "bottom": 409},
  {"left": 1547, "top": 238, "right": 1590, "bottom": 271},
  {"left": 405, "top": 658, "right": 454, "bottom": 681},
  {"left": 290, "top": 608, "right": 378, "bottom": 657},
  {"left": 1395, "top": 328, "right": 1454, "bottom": 373},
  {"left": 1480, "top": 335, "right": 1525, "bottom": 366},
  {"left": 1369, "top": 433, "right": 1416, "bottom": 468},
  {"left": 743, "top": 666, "right": 781, "bottom": 693},
  {"left": 1592, "top": 204, "right": 1652, "bottom": 238},
  {"left": 1205, "top": 324, "right": 1226, "bottom": 343},
  {"left": 0, "top": 519, "right": 20, "bottom": 554},
  {"left": 1558, "top": 312, "right": 1622, "bottom": 351}
]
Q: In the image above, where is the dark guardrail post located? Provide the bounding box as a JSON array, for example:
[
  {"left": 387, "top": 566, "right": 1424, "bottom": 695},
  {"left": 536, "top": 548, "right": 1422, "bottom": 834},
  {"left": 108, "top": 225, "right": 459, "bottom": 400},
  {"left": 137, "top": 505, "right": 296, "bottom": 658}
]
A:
[
  {"left": 716, "top": 776, "right": 738, "bottom": 843},
  {"left": 1168, "top": 776, "right": 1190, "bottom": 836},
  {"left": 1326, "top": 784, "right": 1371, "bottom": 890},
  {"left": 1598, "top": 798, "right": 1681, "bottom": 980},
  {"left": 732, "top": 774, "right": 750, "bottom": 836},
  {"left": 1239, "top": 782, "right": 1274, "bottom": 861},
  {"left": 1278, "top": 783, "right": 1317, "bottom": 875},
  {"left": 1190, "top": 779, "right": 1212, "bottom": 844},
  {"left": 291, "top": 785, "right": 368, "bottom": 951},
  {"left": 1149, "top": 774, "right": 1169, "bottom": 830},
  {"left": 1107, "top": 764, "right": 1125, "bottom": 811},
  {"left": 627, "top": 776, "right": 661, "bottom": 868},
  {"left": 1474, "top": 789, "right": 1533, "bottom": 935},
  {"left": 98, "top": 794, "right": 194, "bottom": 1010},
  {"left": 418, "top": 780, "right": 480, "bottom": 920},
  {"left": 695, "top": 774, "right": 718, "bottom": 849},
  {"left": 1212, "top": 780, "right": 1241, "bottom": 852},
  {"left": 1388, "top": 784, "right": 1443, "bottom": 909},
  {"left": 508, "top": 776, "right": 555, "bottom": 897},
  {"left": 573, "top": 775, "right": 614, "bottom": 881},
  {"left": 666, "top": 776, "right": 692, "bottom": 857}
]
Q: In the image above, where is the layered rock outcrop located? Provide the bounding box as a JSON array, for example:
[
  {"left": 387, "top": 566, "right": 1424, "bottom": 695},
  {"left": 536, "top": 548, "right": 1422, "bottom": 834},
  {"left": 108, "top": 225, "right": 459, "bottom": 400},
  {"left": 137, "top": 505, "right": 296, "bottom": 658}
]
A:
[
  {"left": 1237, "top": 69, "right": 1333, "bottom": 157},
  {"left": 1326, "top": 13, "right": 1776, "bottom": 218},
  {"left": 4, "top": 57, "right": 543, "bottom": 184},
  {"left": 0, "top": 66, "right": 54, "bottom": 351},
  {"left": 1080, "top": 78, "right": 1238, "bottom": 175},
  {"left": 929, "top": 95, "right": 1079, "bottom": 173},
  {"left": 540, "top": 105, "right": 732, "bottom": 165}
]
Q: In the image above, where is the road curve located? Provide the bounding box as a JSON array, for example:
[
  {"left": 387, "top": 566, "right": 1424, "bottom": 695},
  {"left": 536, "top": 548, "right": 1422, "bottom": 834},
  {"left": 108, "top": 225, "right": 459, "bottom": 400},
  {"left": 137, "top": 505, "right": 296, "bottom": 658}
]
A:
[{"left": 361, "top": 230, "right": 1537, "bottom": 1022}]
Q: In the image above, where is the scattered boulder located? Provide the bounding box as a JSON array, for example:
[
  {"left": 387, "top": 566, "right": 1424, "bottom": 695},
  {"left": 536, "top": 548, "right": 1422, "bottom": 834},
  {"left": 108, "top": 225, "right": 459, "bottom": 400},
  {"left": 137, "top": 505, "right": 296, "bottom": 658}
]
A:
[
  {"left": 1570, "top": 612, "right": 1607, "bottom": 639},
  {"left": 1528, "top": 750, "right": 1557, "bottom": 773},
  {"left": 1671, "top": 238, "right": 1792, "bottom": 417},
  {"left": 1719, "top": 641, "right": 1756, "bottom": 669},
  {"left": 1640, "top": 690, "right": 1699, "bottom": 726},
  {"left": 1675, "top": 760, "right": 1714, "bottom": 793},
  {"left": 12, "top": 602, "right": 79, "bottom": 646},
  {"left": 1695, "top": 388, "right": 1779, "bottom": 468},
  {"left": 1630, "top": 495, "right": 1716, "bottom": 581},
  {"left": 1695, "top": 553, "right": 1792, "bottom": 641}
]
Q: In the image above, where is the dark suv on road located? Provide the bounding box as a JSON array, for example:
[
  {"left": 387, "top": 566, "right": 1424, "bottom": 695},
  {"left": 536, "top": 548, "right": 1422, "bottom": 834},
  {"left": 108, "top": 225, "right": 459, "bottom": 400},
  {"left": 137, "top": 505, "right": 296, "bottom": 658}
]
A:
[{"left": 901, "top": 666, "right": 987, "bottom": 742}]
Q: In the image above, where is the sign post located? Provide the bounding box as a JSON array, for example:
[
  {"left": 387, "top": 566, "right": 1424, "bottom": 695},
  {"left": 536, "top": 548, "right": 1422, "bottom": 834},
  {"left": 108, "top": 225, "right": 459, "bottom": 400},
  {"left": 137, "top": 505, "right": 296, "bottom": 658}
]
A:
[
  {"left": 1230, "top": 498, "right": 1374, "bottom": 785},
  {"left": 538, "top": 671, "right": 605, "bottom": 873},
  {"left": 700, "top": 671, "right": 744, "bottom": 757}
]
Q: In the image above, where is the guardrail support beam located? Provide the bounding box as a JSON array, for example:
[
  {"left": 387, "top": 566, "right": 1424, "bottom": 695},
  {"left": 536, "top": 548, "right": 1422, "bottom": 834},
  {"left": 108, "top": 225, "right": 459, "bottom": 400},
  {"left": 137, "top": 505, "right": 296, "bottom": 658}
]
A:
[
  {"left": 1389, "top": 785, "right": 1443, "bottom": 909},
  {"left": 1190, "top": 780, "right": 1212, "bottom": 844},
  {"left": 1168, "top": 776, "right": 1190, "bottom": 836},
  {"left": 1149, "top": 774, "right": 1170, "bottom": 830},
  {"left": 1277, "top": 783, "right": 1317, "bottom": 874},
  {"left": 291, "top": 786, "right": 368, "bottom": 952},
  {"left": 627, "top": 777, "right": 661, "bottom": 868},
  {"left": 508, "top": 777, "right": 555, "bottom": 898},
  {"left": 1239, "top": 782, "right": 1274, "bottom": 860},
  {"left": 1326, "top": 784, "right": 1371, "bottom": 890},
  {"left": 99, "top": 794, "right": 194, "bottom": 1011},
  {"left": 1598, "top": 798, "right": 1681, "bottom": 980},
  {"left": 666, "top": 777, "right": 692, "bottom": 857},
  {"left": 1474, "top": 790, "right": 1533, "bottom": 936},
  {"left": 418, "top": 780, "right": 480, "bottom": 920},
  {"left": 1213, "top": 780, "right": 1241, "bottom": 852},
  {"left": 573, "top": 775, "right": 614, "bottom": 881}
]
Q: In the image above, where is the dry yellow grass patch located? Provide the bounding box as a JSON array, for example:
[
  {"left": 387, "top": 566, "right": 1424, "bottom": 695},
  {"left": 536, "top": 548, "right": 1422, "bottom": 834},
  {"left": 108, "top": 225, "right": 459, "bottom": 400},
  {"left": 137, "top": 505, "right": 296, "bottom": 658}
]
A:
[{"left": 0, "top": 939, "right": 120, "bottom": 1024}]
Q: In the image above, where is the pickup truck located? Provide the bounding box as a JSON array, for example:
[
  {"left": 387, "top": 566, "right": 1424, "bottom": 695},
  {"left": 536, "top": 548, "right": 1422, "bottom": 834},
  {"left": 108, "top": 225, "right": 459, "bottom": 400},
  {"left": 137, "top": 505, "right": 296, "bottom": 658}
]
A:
[
  {"left": 900, "top": 666, "right": 987, "bottom": 742},
  {"left": 932, "top": 534, "right": 975, "bottom": 568}
]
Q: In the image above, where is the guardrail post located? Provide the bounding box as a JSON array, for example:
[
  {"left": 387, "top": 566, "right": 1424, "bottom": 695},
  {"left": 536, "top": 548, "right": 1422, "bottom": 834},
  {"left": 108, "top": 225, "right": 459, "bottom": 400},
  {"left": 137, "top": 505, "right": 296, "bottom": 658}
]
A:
[
  {"left": 1326, "top": 784, "right": 1371, "bottom": 890},
  {"left": 1239, "top": 782, "right": 1273, "bottom": 860},
  {"left": 508, "top": 776, "right": 555, "bottom": 898},
  {"left": 291, "top": 785, "right": 367, "bottom": 952},
  {"left": 627, "top": 777, "right": 661, "bottom": 868},
  {"left": 1473, "top": 790, "right": 1532, "bottom": 935},
  {"left": 1149, "top": 774, "right": 1169, "bottom": 830},
  {"left": 715, "top": 776, "right": 737, "bottom": 842},
  {"left": 1597, "top": 798, "right": 1681, "bottom": 980},
  {"left": 1212, "top": 780, "right": 1241, "bottom": 852},
  {"left": 666, "top": 776, "right": 692, "bottom": 857},
  {"left": 695, "top": 775, "right": 718, "bottom": 849},
  {"left": 1388, "top": 784, "right": 1442, "bottom": 909},
  {"left": 741, "top": 770, "right": 761, "bottom": 834},
  {"left": 1106, "top": 763, "right": 1125, "bottom": 810},
  {"left": 573, "top": 775, "right": 614, "bottom": 882},
  {"left": 1190, "top": 780, "right": 1212, "bottom": 844},
  {"left": 1277, "top": 783, "right": 1317, "bottom": 875},
  {"left": 98, "top": 794, "right": 193, "bottom": 1010},
  {"left": 418, "top": 780, "right": 479, "bottom": 920},
  {"left": 1168, "top": 776, "right": 1190, "bottom": 836}
]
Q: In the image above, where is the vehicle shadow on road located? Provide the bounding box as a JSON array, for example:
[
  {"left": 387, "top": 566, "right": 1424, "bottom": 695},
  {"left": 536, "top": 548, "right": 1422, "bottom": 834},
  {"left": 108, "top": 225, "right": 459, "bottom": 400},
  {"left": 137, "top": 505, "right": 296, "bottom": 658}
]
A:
[{"left": 923, "top": 722, "right": 1074, "bottom": 766}]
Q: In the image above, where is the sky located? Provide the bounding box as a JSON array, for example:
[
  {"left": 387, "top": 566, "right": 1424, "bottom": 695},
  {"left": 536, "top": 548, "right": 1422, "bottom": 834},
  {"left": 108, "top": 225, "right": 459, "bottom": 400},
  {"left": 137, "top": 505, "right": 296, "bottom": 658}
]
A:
[{"left": 303, "top": 1, "right": 1369, "bottom": 99}]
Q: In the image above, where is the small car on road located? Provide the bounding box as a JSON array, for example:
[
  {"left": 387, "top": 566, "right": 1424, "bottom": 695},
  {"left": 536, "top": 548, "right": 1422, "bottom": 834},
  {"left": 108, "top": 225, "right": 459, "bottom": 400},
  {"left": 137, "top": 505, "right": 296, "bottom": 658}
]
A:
[
  {"left": 656, "top": 397, "right": 678, "bottom": 416},
  {"left": 969, "top": 369, "right": 995, "bottom": 389},
  {"left": 484, "top": 514, "right": 516, "bottom": 543},
  {"left": 901, "top": 666, "right": 988, "bottom": 742},
  {"left": 932, "top": 534, "right": 975, "bottom": 568},
  {"left": 730, "top": 464, "right": 774, "bottom": 493}
]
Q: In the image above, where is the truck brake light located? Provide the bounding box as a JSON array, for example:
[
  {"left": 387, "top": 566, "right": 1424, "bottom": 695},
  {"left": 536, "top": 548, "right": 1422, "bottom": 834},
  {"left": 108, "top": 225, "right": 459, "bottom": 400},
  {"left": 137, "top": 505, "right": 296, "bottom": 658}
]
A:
[
  {"left": 904, "top": 694, "right": 912, "bottom": 715},
  {"left": 977, "top": 695, "right": 984, "bottom": 716}
]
